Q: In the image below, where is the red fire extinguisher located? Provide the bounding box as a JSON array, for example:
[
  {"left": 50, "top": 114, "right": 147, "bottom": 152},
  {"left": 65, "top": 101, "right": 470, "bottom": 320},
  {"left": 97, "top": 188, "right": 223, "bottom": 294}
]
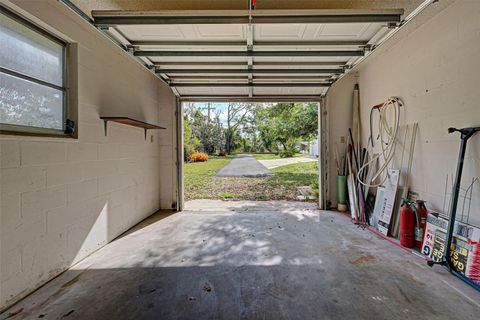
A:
[
  {"left": 415, "top": 200, "right": 428, "bottom": 250},
  {"left": 400, "top": 200, "right": 416, "bottom": 248}
]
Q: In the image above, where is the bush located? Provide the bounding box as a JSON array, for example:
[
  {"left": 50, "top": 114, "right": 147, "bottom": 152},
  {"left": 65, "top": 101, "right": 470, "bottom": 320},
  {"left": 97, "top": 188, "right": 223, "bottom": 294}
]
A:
[
  {"left": 190, "top": 151, "right": 209, "bottom": 162},
  {"left": 311, "top": 180, "right": 319, "bottom": 200},
  {"left": 218, "top": 150, "right": 226, "bottom": 156},
  {"left": 279, "top": 150, "right": 294, "bottom": 158}
]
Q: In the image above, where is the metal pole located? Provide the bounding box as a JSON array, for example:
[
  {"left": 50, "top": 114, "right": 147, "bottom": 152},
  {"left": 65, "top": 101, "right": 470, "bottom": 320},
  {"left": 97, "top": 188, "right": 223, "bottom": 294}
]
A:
[
  {"left": 318, "top": 100, "right": 323, "bottom": 209},
  {"left": 136, "top": 50, "right": 364, "bottom": 57},
  {"left": 175, "top": 98, "right": 184, "bottom": 211}
]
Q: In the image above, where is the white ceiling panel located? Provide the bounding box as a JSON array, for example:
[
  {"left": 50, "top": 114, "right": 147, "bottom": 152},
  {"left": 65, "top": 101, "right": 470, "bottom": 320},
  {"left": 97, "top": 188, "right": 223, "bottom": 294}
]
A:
[
  {"left": 117, "top": 24, "right": 247, "bottom": 41},
  {"left": 256, "top": 24, "right": 308, "bottom": 39},
  {"left": 254, "top": 23, "right": 382, "bottom": 41},
  {"left": 314, "top": 23, "right": 380, "bottom": 39},
  {"left": 149, "top": 57, "right": 247, "bottom": 62},
  {"left": 253, "top": 87, "right": 326, "bottom": 95},
  {"left": 176, "top": 86, "right": 250, "bottom": 95},
  {"left": 253, "top": 56, "right": 348, "bottom": 62}
]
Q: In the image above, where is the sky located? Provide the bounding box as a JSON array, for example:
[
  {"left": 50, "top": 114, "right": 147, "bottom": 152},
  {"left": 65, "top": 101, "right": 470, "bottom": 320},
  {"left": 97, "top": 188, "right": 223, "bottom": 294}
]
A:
[
  {"left": 185, "top": 102, "right": 279, "bottom": 126},
  {"left": 192, "top": 102, "right": 229, "bottom": 124}
]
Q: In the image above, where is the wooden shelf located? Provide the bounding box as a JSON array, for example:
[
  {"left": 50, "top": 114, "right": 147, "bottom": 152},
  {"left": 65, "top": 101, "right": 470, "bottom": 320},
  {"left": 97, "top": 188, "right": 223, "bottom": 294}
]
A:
[{"left": 100, "top": 117, "right": 166, "bottom": 140}]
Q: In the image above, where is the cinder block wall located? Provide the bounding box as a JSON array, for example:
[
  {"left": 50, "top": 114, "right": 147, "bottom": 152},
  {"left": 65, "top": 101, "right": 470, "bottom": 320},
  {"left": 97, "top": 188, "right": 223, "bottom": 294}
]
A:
[
  {"left": 0, "top": 0, "right": 177, "bottom": 310},
  {"left": 326, "top": 1, "right": 480, "bottom": 227}
]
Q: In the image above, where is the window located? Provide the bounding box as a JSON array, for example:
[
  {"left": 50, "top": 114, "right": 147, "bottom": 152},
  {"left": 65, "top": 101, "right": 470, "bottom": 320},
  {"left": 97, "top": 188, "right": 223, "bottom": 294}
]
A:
[{"left": 0, "top": 6, "right": 68, "bottom": 135}]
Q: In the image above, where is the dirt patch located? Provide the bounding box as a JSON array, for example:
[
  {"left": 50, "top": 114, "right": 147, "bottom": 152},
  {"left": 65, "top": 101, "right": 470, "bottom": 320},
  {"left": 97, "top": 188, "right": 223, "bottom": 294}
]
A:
[{"left": 351, "top": 254, "right": 376, "bottom": 266}]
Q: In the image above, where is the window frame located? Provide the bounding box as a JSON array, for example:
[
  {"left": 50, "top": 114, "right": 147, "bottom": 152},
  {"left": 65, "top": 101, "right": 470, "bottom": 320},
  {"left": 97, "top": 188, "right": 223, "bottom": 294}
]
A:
[{"left": 0, "top": 5, "right": 72, "bottom": 138}]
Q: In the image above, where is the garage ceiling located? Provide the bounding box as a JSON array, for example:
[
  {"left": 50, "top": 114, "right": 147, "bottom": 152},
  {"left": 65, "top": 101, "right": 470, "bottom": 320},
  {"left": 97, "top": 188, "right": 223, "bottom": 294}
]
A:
[{"left": 66, "top": 1, "right": 409, "bottom": 101}]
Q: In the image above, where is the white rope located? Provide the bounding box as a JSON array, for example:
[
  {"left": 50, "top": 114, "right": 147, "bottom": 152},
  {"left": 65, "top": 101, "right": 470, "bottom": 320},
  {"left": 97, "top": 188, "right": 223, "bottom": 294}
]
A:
[{"left": 357, "top": 97, "right": 403, "bottom": 188}]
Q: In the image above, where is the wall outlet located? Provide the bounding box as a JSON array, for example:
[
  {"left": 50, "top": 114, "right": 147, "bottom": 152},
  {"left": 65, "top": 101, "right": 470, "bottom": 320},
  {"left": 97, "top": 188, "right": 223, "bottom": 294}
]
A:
[{"left": 340, "top": 136, "right": 345, "bottom": 143}]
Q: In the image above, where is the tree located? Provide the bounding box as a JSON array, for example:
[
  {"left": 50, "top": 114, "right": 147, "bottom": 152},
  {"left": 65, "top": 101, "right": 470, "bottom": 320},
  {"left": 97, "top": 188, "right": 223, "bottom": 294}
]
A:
[
  {"left": 183, "top": 117, "right": 200, "bottom": 160},
  {"left": 184, "top": 104, "right": 225, "bottom": 155},
  {"left": 224, "top": 103, "right": 253, "bottom": 154},
  {"left": 0, "top": 83, "right": 62, "bottom": 129},
  {"left": 255, "top": 103, "right": 318, "bottom": 156}
]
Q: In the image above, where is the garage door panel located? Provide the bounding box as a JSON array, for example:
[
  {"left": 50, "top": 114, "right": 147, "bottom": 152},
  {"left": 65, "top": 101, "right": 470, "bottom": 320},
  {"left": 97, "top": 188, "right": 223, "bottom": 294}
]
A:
[
  {"left": 255, "top": 23, "right": 382, "bottom": 41},
  {"left": 253, "top": 87, "right": 326, "bottom": 95},
  {"left": 118, "top": 24, "right": 247, "bottom": 41},
  {"left": 149, "top": 57, "right": 247, "bottom": 63},
  {"left": 177, "top": 86, "right": 250, "bottom": 95}
]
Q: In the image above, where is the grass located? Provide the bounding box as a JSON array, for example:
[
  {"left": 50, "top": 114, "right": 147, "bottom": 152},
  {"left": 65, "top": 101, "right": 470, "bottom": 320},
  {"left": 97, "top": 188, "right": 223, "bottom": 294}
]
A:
[
  {"left": 184, "top": 157, "right": 318, "bottom": 201},
  {"left": 270, "top": 161, "right": 318, "bottom": 187},
  {"left": 184, "top": 155, "right": 234, "bottom": 192}
]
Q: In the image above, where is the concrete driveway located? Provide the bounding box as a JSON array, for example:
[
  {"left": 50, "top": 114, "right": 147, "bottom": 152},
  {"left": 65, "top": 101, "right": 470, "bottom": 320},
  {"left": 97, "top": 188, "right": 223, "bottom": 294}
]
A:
[
  {"left": 259, "top": 156, "right": 317, "bottom": 169},
  {"left": 216, "top": 154, "right": 272, "bottom": 177},
  {"left": 2, "top": 200, "right": 479, "bottom": 320}
]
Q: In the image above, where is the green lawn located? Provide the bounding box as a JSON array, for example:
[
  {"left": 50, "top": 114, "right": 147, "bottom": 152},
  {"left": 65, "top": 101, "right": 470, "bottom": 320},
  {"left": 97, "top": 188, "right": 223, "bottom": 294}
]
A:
[
  {"left": 184, "top": 155, "right": 234, "bottom": 191},
  {"left": 184, "top": 156, "right": 318, "bottom": 201},
  {"left": 270, "top": 161, "right": 318, "bottom": 187}
]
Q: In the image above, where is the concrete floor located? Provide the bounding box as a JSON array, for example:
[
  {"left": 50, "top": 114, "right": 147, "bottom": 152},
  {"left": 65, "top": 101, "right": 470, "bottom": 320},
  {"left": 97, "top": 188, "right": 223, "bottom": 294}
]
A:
[
  {"left": 1, "top": 200, "right": 479, "bottom": 320},
  {"left": 216, "top": 154, "right": 272, "bottom": 177}
]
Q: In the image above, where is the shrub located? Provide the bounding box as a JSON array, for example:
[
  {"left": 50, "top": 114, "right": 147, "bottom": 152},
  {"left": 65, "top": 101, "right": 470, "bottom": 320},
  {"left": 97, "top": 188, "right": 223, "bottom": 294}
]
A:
[
  {"left": 311, "top": 180, "right": 319, "bottom": 200},
  {"left": 279, "top": 150, "right": 294, "bottom": 158},
  {"left": 218, "top": 150, "right": 226, "bottom": 156},
  {"left": 190, "top": 151, "right": 209, "bottom": 162}
]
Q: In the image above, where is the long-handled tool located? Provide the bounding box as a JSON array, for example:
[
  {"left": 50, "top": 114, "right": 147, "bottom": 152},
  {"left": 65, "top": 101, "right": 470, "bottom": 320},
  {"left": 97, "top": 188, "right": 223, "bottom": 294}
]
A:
[{"left": 428, "top": 126, "right": 480, "bottom": 291}]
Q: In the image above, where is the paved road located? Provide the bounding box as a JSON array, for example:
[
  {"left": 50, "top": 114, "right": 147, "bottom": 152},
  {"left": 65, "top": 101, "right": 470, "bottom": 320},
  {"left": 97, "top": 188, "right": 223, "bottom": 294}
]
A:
[
  {"left": 259, "top": 156, "right": 317, "bottom": 169},
  {"left": 216, "top": 154, "right": 272, "bottom": 177}
]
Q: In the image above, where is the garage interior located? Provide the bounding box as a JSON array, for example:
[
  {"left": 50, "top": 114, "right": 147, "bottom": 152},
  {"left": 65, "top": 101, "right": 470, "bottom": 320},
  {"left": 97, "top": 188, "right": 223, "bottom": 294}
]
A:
[{"left": 0, "top": 0, "right": 479, "bottom": 319}]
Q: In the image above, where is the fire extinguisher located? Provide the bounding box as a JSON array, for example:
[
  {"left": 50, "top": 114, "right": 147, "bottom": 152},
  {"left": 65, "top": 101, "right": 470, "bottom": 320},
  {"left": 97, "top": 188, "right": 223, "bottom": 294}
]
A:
[
  {"left": 415, "top": 200, "right": 428, "bottom": 250},
  {"left": 400, "top": 200, "right": 416, "bottom": 248}
]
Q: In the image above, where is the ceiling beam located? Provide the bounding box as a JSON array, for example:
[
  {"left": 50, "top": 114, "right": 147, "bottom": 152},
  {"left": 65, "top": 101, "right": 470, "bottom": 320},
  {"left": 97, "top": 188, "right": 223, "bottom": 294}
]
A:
[
  {"left": 255, "top": 61, "right": 347, "bottom": 66},
  {"left": 130, "top": 40, "right": 368, "bottom": 47},
  {"left": 171, "top": 82, "right": 331, "bottom": 87},
  {"left": 92, "top": 9, "right": 403, "bottom": 25},
  {"left": 153, "top": 61, "right": 346, "bottom": 66},
  {"left": 156, "top": 68, "right": 342, "bottom": 74},
  {"left": 171, "top": 75, "right": 332, "bottom": 80},
  {"left": 131, "top": 40, "right": 246, "bottom": 46},
  {"left": 135, "top": 50, "right": 364, "bottom": 57},
  {"left": 179, "top": 95, "right": 323, "bottom": 102},
  {"left": 172, "top": 75, "right": 248, "bottom": 79},
  {"left": 155, "top": 61, "right": 247, "bottom": 66}
]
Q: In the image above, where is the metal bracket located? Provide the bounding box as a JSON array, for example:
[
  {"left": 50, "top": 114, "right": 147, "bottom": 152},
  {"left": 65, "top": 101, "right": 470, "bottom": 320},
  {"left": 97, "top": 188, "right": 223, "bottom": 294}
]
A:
[
  {"left": 386, "top": 22, "right": 400, "bottom": 29},
  {"left": 362, "top": 44, "right": 375, "bottom": 53},
  {"left": 103, "top": 120, "right": 108, "bottom": 136},
  {"left": 96, "top": 24, "right": 109, "bottom": 31},
  {"left": 126, "top": 45, "right": 138, "bottom": 54}
]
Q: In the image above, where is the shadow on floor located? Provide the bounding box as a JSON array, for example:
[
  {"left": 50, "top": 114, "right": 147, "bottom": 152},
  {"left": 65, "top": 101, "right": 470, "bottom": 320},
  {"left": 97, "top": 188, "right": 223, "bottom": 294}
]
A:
[{"left": 2, "top": 202, "right": 479, "bottom": 320}]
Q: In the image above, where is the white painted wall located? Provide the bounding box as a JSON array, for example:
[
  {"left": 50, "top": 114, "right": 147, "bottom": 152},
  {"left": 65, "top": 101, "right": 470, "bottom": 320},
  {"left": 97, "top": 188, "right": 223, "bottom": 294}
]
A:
[
  {"left": 0, "top": 0, "right": 177, "bottom": 310},
  {"left": 326, "top": 1, "right": 480, "bottom": 227},
  {"left": 325, "top": 72, "right": 356, "bottom": 206}
]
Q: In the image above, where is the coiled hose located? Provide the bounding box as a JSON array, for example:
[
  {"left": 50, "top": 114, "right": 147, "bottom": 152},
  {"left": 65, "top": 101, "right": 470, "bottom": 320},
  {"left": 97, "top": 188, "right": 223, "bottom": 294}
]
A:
[{"left": 357, "top": 97, "right": 403, "bottom": 188}]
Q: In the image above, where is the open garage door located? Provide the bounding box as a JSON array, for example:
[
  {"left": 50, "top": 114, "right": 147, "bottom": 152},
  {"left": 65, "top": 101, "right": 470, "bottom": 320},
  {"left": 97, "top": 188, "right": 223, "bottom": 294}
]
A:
[
  {"left": 87, "top": 7, "right": 402, "bottom": 101},
  {"left": 60, "top": 1, "right": 406, "bottom": 210}
]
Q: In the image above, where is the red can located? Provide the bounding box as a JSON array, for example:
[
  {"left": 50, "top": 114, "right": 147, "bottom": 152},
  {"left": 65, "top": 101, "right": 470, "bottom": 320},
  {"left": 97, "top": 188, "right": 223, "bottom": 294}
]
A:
[
  {"left": 400, "top": 201, "right": 415, "bottom": 248},
  {"left": 415, "top": 200, "right": 428, "bottom": 250}
]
